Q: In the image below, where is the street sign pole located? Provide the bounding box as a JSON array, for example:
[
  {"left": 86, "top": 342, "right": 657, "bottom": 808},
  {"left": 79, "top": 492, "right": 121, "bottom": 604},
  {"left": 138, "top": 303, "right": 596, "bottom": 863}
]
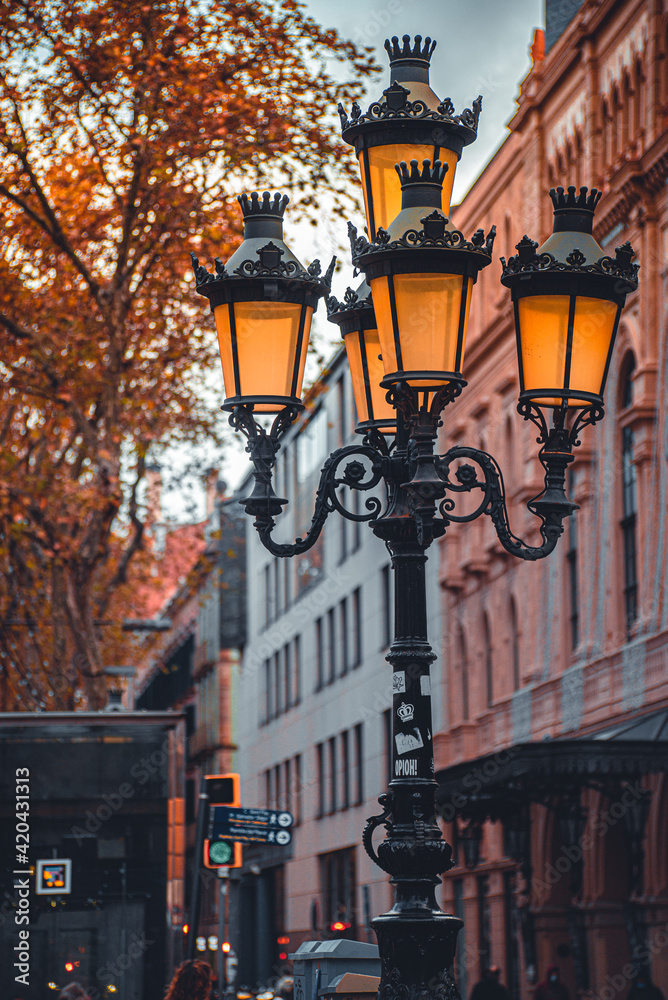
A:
[{"left": 187, "top": 776, "right": 209, "bottom": 961}]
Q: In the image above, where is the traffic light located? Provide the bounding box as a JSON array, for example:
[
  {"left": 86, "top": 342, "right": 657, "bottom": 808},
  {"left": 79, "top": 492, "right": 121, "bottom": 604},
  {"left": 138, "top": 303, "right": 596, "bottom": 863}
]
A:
[
  {"left": 204, "top": 774, "right": 240, "bottom": 806},
  {"left": 203, "top": 773, "right": 242, "bottom": 869}
]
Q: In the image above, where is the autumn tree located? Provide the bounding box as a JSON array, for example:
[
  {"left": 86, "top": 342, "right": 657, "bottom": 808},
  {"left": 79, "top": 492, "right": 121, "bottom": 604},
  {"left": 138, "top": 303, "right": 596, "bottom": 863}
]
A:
[{"left": 0, "top": 0, "right": 376, "bottom": 709}]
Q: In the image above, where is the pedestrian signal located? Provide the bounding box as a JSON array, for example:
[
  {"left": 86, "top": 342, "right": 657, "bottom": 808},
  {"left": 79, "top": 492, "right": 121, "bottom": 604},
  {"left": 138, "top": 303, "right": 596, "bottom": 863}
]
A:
[
  {"left": 203, "top": 773, "right": 242, "bottom": 868},
  {"left": 204, "top": 837, "right": 242, "bottom": 869}
]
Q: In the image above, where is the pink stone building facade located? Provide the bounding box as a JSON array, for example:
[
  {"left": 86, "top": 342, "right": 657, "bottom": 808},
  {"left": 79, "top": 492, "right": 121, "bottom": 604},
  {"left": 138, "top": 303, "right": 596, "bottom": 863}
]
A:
[{"left": 434, "top": 3, "right": 668, "bottom": 1000}]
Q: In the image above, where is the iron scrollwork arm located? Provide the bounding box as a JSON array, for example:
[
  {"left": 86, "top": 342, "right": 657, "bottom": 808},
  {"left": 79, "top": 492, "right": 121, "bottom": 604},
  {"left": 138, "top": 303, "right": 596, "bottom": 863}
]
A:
[
  {"left": 230, "top": 405, "right": 386, "bottom": 557},
  {"left": 436, "top": 443, "right": 577, "bottom": 561}
]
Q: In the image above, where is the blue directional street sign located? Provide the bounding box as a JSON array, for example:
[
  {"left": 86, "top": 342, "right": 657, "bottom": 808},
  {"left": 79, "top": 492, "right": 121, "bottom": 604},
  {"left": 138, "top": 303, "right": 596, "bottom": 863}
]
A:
[{"left": 209, "top": 806, "right": 294, "bottom": 846}]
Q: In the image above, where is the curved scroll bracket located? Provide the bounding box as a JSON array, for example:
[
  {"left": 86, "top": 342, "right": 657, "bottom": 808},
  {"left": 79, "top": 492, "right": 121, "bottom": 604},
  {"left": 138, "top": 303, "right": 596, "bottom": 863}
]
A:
[
  {"left": 518, "top": 398, "right": 605, "bottom": 451},
  {"left": 363, "top": 792, "right": 395, "bottom": 875},
  {"left": 231, "top": 403, "right": 387, "bottom": 557},
  {"left": 436, "top": 443, "right": 578, "bottom": 561}
]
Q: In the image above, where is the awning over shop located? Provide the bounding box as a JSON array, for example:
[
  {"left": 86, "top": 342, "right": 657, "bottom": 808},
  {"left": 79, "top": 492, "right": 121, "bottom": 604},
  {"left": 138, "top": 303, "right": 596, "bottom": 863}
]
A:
[{"left": 435, "top": 708, "right": 668, "bottom": 822}]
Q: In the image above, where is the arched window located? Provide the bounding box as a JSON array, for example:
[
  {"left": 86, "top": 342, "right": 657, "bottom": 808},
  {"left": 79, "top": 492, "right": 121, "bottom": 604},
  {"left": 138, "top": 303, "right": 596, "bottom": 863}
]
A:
[
  {"left": 612, "top": 85, "right": 622, "bottom": 162},
  {"left": 620, "top": 356, "right": 638, "bottom": 635},
  {"left": 510, "top": 597, "right": 520, "bottom": 691},
  {"left": 622, "top": 71, "right": 632, "bottom": 151},
  {"left": 634, "top": 59, "right": 645, "bottom": 148},
  {"left": 458, "top": 624, "right": 469, "bottom": 721},
  {"left": 602, "top": 97, "right": 612, "bottom": 166},
  {"left": 574, "top": 130, "right": 583, "bottom": 189},
  {"left": 483, "top": 612, "right": 493, "bottom": 707}
]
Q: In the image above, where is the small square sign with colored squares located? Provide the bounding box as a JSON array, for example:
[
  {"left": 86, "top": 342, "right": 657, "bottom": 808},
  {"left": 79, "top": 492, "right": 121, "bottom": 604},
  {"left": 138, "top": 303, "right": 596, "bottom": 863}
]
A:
[{"left": 36, "top": 859, "right": 72, "bottom": 894}]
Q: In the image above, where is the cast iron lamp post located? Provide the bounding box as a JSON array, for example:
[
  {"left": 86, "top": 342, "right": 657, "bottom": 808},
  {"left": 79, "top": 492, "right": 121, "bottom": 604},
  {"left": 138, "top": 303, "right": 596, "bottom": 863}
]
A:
[{"left": 191, "top": 33, "right": 638, "bottom": 1000}]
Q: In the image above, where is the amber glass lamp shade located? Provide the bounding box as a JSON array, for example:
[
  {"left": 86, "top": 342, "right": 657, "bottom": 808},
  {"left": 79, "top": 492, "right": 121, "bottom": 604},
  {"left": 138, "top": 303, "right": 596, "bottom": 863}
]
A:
[
  {"left": 515, "top": 293, "right": 618, "bottom": 407},
  {"left": 501, "top": 187, "right": 638, "bottom": 410},
  {"left": 327, "top": 280, "right": 396, "bottom": 434},
  {"left": 352, "top": 158, "right": 492, "bottom": 394},
  {"left": 193, "top": 191, "right": 332, "bottom": 414},
  {"left": 370, "top": 270, "right": 472, "bottom": 390},
  {"left": 359, "top": 144, "right": 458, "bottom": 236},
  {"left": 339, "top": 35, "right": 480, "bottom": 237},
  {"left": 214, "top": 299, "right": 313, "bottom": 413}
]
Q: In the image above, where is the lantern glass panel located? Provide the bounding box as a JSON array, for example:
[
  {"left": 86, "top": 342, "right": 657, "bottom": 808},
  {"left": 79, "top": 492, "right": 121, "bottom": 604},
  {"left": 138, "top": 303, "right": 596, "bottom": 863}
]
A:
[
  {"left": 359, "top": 144, "right": 458, "bottom": 234},
  {"left": 344, "top": 326, "right": 395, "bottom": 430},
  {"left": 370, "top": 272, "right": 472, "bottom": 386},
  {"left": 214, "top": 301, "right": 312, "bottom": 412},
  {"left": 518, "top": 294, "right": 617, "bottom": 406}
]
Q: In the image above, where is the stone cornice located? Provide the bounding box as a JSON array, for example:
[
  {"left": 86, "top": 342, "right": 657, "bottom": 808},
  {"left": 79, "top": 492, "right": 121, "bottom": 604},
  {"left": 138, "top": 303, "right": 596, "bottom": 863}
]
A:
[
  {"left": 510, "top": 0, "right": 638, "bottom": 134},
  {"left": 594, "top": 132, "right": 668, "bottom": 237}
]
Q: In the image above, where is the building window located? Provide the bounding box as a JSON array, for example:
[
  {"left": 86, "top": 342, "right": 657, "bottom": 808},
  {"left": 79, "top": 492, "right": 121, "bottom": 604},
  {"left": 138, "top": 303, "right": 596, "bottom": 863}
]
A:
[
  {"left": 352, "top": 588, "right": 362, "bottom": 667},
  {"left": 510, "top": 597, "right": 520, "bottom": 691},
  {"left": 284, "top": 757, "right": 292, "bottom": 816},
  {"left": 294, "top": 635, "right": 302, "bottom": 705},
  {"left": 457, "top": 625, "right": 469, "bottom": 721},
  {"left": 477, "top": 875, "right": 491, "bottom": 978},
  {"left": 351, "top": 488, "right": 361, "bottom": 552},
  {"left": 339, "top": 489, "right": 348, "bottom": 564},
  {"left": 275, "top": 649, "right": 283, "bottom": 716},
  {"left": 294, "top": 754, "right": 302, "bottom": 825},
  {"left": 316, "top": 743, "right": 325, "bottom": 818},
  {"left": 320, "top": 847, "right": 357, "bottom": 939},
  {"left": 621, "top": 358, "right": 638, "bottom": 635},
  {"left": 264, "top": 564, "right": 272, "bottom": 627},
  {"left": 453, "top": 880, "right": 467, "bottom": 1000},
  {"left": 340, "top": 598, "right": 349, "bottom": 676},
  {"left": 274, "top": 558, "right": 282, "bottom": 618},
  {"left": 284, "top": 642, "right": 292, "bottom": 709},
  {"left": 381, "top": 564, "right": 392, "bottom": 649},
  {"left": 566, "top": 471, "right": 579, "bottom": 650},
  {"left": 483, "top": 612, "right": 493, "bottom": 707},
  {"left": 328, "top": 607, "right": 337, "bottom": 684},
  {"left": 340, "top": 730, "right": 350, "bottom": 810},
  {"left": 328, "top": 736, "right": 337, "bottom": 814},
  {"left": 264, "top": 658, "right": 274, "bottom": 722},
  {"left": 316, "top": 617, "right": 324, "bottom": 691},
  {"left": 353, "top": 723, "right": 364, "bottom": 805}
]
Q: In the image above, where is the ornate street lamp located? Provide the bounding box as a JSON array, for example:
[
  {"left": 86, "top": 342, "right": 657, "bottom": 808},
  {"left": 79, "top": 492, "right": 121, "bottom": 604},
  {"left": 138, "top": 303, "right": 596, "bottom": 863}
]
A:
[
  {"left": 192, "top": 33, "right": 638, "bottom": 1000},
  {"left": 191, "top": 191, "right": 334, "bottom": 415},
  {"left": 338, "top": 34, "right": 481, "bottom": 234},
  {"left": 501, "top": 185, "right": 639, "bottom": 440}
]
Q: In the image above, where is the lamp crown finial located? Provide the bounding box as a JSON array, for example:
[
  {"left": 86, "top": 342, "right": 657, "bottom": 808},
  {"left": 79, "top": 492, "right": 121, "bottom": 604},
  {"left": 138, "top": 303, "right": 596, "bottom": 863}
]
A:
[
  {"left": 238, "top": 191, "right": 290, "bottom": 219},
  {"left": 395, "top": 158, "right": 447, "bottom": 187},
  {"left": 384, "top": 34, "right": 436, "bottom": 64},
  {"left": 549, "top": 185, "right": 602, "bottom": 214}
]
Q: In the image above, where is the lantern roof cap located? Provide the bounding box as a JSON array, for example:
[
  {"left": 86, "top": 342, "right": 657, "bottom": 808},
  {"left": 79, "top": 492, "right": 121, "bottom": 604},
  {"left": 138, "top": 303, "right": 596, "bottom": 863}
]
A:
[
  {"left": 549, "top": 185, "right": 601, "bottom": 215},
  {"left": 238, "top": 191, "right": 289, "bottom": 219},
  {"left": 384, "top": 34, "right": 436, "bottom": 66},
  {"left": 395, "top": 158, "right": 447, "bottom": 188}
]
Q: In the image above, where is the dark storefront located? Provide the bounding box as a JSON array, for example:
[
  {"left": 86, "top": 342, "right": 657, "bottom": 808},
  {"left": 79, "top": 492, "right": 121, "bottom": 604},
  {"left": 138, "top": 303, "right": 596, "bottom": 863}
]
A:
[{"left": 0, "top": 712, "right": 185, "bottom": 1000}]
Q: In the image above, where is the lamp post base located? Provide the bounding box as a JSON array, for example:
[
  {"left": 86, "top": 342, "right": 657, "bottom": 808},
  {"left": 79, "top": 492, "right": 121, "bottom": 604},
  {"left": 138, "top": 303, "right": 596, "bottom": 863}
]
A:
[{"left": 373, "top": 907, "right": 463, "bottom": 1000}]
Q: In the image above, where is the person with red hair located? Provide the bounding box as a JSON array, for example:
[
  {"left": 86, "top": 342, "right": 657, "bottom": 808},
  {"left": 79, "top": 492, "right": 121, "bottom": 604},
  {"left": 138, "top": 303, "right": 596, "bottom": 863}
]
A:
[{"left": 165, "top": 959, "right": 213, "bottom": 1000}]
